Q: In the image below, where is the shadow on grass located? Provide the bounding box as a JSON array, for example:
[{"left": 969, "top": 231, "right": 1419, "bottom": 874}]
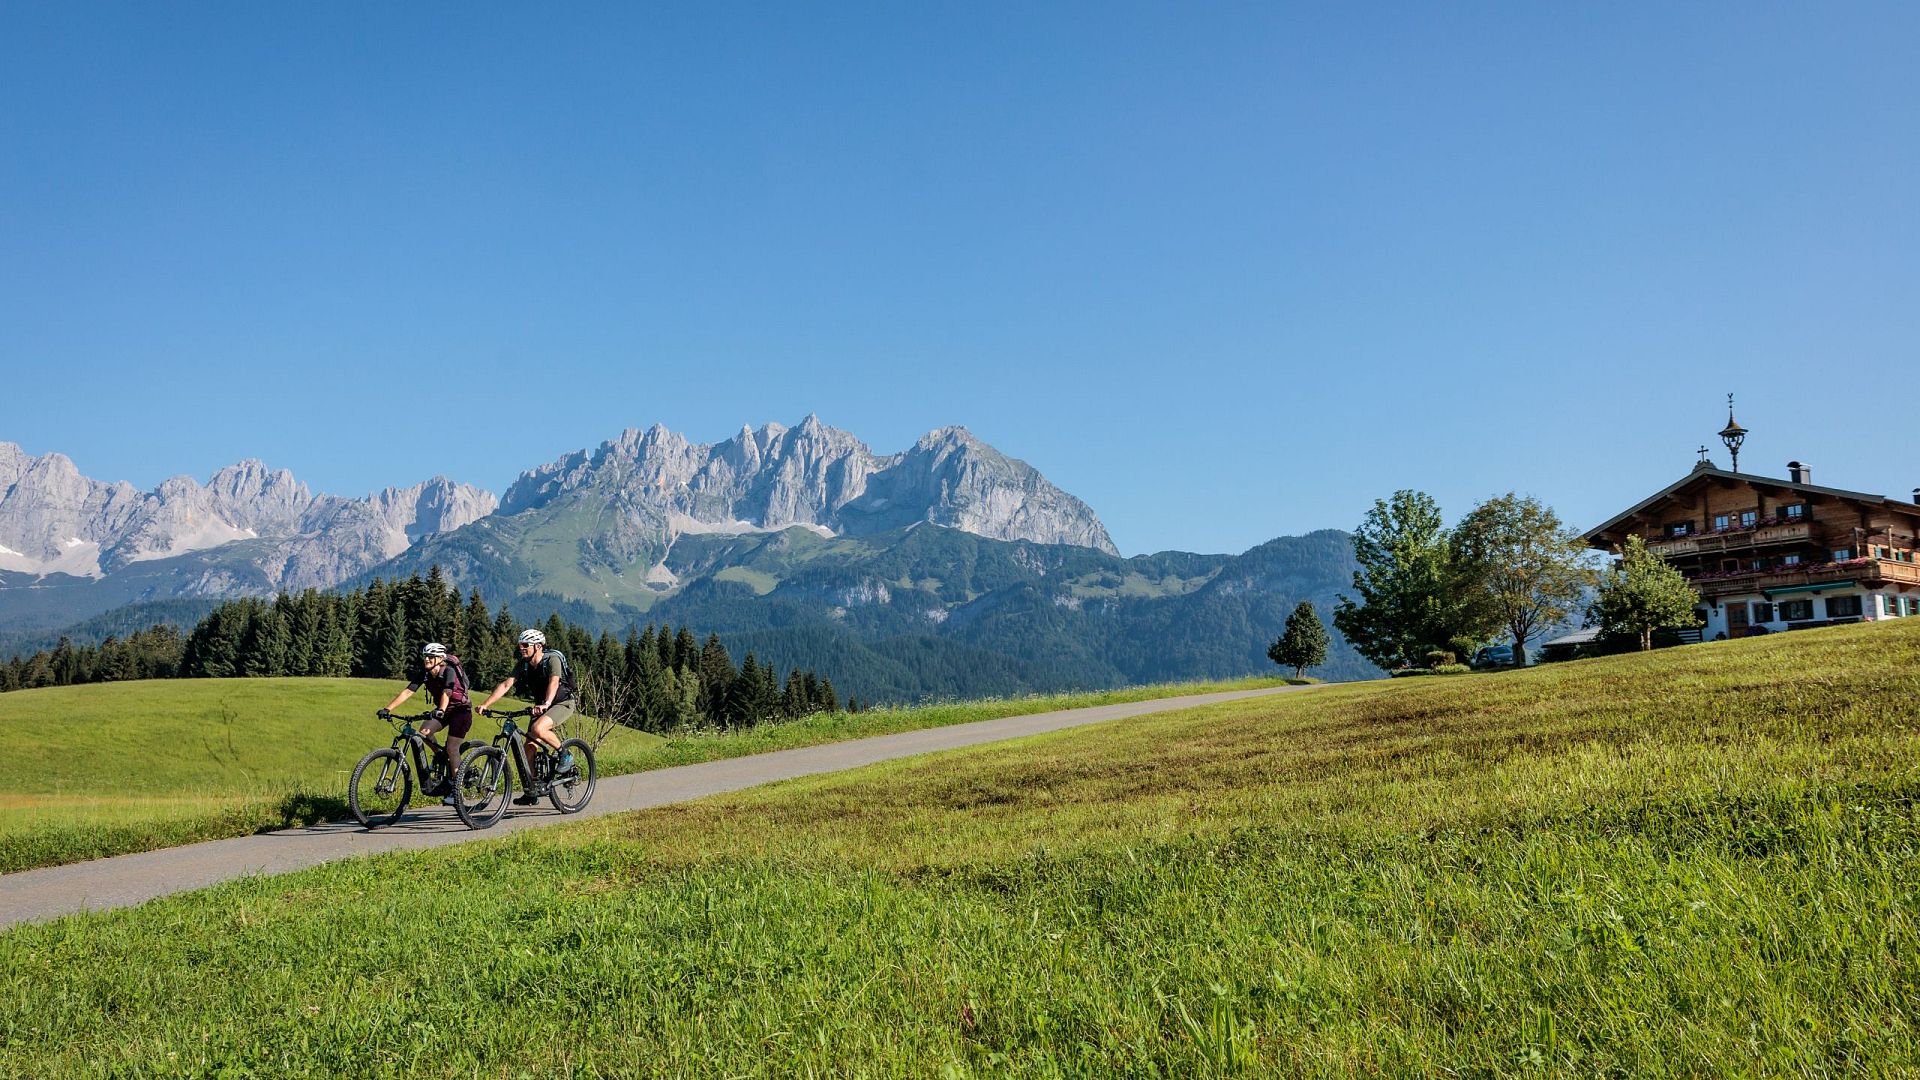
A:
[{"left": 268, "top": 791, "right": 349, "bottom": 831}]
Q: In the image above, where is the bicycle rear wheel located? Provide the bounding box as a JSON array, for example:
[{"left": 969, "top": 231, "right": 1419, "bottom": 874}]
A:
[
  {"left": 454, "top": 745, "right": 511, "bottom": 829},
  {"left": 349, "top": 747, "right": 411, "bottom": 829},
  {"left": 547, "top": 738, "right": 596, "bottom": 814}
]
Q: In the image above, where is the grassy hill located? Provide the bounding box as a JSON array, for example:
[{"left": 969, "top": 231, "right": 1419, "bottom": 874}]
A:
[
  {"left": 2, "top": 622, "right": 1917, "bottom": 1074},
  {"left": 0, "top": 678, "right": 667, "bottom": 873},
  {"left": 0, "top": 674, "right": 1291, "bottom": 874}
]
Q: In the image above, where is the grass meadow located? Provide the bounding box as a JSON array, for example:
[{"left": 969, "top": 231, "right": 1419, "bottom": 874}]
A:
[
  {"left": 0, "top": 674, "right": 1291, "bottom": 873},
  {"left": 1, "top": 620, "right": 1916, "bottom": 1075}
]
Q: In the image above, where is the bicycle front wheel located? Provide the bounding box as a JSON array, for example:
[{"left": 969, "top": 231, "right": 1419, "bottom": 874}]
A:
[
  {"left": 454, "top": 745, "right": 511, "bottom": 830},
  {"left": 349, "top": 747, "right": 411, "bottom": 829},
  {"left": 547, "top": 738, "right": 596, "bottom": 814}
]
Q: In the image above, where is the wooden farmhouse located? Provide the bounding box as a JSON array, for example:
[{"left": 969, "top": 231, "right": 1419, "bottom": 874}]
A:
[{"left": 1585, "top": 460, "right": 1920, "bottom": 641}]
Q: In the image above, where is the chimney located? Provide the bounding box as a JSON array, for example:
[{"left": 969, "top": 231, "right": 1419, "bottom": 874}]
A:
[{"left": 1788, "top": 461, "right": 1811, "bottom": 485}]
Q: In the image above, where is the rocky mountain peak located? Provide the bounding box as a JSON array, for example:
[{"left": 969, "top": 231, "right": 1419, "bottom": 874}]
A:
[
  {"left": 206, "top": 459, "right": 312, "bottom": 530},
  {"left": 496, "top": 417, "right": 1117, "bottom": 555},
  {"left": 0, "top": 447, "right": 491, "bottom": 588}
]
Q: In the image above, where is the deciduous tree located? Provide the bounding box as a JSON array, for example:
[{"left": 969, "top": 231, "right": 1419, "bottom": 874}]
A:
[
  {"left": 1590, "top": 534, "right": 1702, "bottom": 650},
  {"left": 1451, "top": 493, "right": 1596, "bottom": 666}
]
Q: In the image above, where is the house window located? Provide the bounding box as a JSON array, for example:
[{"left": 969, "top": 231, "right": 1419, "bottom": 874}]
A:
[
  {"left": 1740, "top": 510, "right": 1758, "bottom": 528},
  {"left": 1833, "top": 548, "right": 1853, "bottom": 562},
  {"left": 1751, "top": 602, "right": 1774, "bottom": 623},
  {"left": 1779, "top": 599, "right": 1814, "bottom": 621},
  {"left": 1668, "top": 522, "right": 1694, "bottom": 537},
  {"left": 1827, "top": 596, "right": 1863, "bottom": 618},
  {"left": 1782, "top": 554, "right": 1801, "bottom": 566},
  {"left": 1783, "top": 503, "right": 1806, "bottom": 520},
  {"left": 1882, "top": 596, "right": 1899, "bottom": 617},
  {"left": 1722, "top": 558, "right": 1741, "bottom": 573},
  {"left": 1713, "top": 514, "right": 1731, "bottom": 531}
]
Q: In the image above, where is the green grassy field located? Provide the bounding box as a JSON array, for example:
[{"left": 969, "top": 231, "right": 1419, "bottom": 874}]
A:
[
  {"left": 2, "top": 621, "right": 1916, "bottom": 1075},
  {"left": 0, "top": 674, "right": 1291, "bottom": 874},
  {"left": 0, "top": 678, "right": 668, "bottom": 874}
]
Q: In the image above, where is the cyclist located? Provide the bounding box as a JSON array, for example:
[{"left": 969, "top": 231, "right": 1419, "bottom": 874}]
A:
[
  {"left": 379, "top": 642, "right": 474, "bottom": 803},
  {"left": 474, "top": 628, "right": 576, "bottom": 803}
]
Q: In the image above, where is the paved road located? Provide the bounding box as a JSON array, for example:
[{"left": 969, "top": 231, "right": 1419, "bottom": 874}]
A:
[{"left": 0, "top": 685, "right": 1306, "bottom": 931}]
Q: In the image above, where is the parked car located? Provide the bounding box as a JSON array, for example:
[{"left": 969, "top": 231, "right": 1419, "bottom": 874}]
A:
[{"left": 1471, "top": 644, "right": 1515, "bottom": 670}]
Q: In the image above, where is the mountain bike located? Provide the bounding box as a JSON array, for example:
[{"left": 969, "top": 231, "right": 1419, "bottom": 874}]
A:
[
  {"left": 452, "top": 707, "right": 597, "bottom": 829},
  {"left": 348, "top": 709, "right": 452, "bottom": 829}
]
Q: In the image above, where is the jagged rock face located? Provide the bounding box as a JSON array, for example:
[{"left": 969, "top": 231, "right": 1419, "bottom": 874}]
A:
[
  {"left": 0, "top": 447, "right": 141, "bottom": 572},
  {"left": 0, "top": 443, "right": 495, "bottom": 587},
  {"left": 500, "top": 416, "right": 1118, "bottom": 555},
  {"left": 274, "top": 478, "right": 500, "bottom": 591}
]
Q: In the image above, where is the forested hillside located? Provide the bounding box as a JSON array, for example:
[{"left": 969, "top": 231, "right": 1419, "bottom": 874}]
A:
[{"left": 9, "top": 525, "right": 1376, "bottom": 701}]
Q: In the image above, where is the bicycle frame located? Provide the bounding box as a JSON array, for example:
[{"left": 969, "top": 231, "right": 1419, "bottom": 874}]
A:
[
  {"left": 378, "top": 712, "right": 447, "bottom": 789},
  {"left": 484, "top": 709, "right": 554, "bottom": 792}
]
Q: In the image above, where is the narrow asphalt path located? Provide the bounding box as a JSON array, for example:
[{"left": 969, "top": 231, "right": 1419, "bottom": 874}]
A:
[{"left": 0, "top": 684, "right": 1307, "bottom": 931}]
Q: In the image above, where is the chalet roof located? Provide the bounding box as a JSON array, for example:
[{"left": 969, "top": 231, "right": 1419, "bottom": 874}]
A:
[{"left": 1583, "top": 467, "right": 1920, "bottom": 545}]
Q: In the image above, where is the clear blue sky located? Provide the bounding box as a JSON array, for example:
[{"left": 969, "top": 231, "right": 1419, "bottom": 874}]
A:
[{"left": 5, "top": 3, "right": 1917, "bottom": 556}]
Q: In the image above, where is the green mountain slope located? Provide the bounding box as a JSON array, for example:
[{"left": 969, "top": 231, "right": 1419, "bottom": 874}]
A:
[{"left": 368, "top": 510, "right": 1377, "bottom": 698}]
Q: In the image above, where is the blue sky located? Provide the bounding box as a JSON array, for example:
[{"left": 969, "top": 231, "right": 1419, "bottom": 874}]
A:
[{"left": 4, "top": 3, "right": 1917, "bottom": 556}]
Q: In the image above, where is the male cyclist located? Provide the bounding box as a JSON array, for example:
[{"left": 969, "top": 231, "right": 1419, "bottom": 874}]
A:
[
  {"left": 474, "top": 628, "right": 576, "bottom": 804},
  {"left": 379, "top": 642, "right": 474, "bottom": 803}
]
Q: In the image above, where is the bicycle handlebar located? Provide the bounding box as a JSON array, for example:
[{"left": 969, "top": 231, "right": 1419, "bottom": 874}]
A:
[
  {"left": 378, "top": 710, "right": 439, "bottom": 725},
  {"left": 481, "top": 707, "right": 535, "bottom": 719}
]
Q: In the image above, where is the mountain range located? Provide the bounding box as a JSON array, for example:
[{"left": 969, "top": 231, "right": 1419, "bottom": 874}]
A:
[{"left": 0, "top": 421, "right": 1378, "bottom": 695}]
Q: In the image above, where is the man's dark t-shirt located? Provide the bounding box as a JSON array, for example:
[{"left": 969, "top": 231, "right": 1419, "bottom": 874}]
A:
[{"left": 511, "top": 652, "right": 570, "bottom": 704}]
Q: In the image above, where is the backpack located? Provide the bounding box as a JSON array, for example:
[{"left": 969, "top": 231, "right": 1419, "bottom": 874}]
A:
[
  {"left": 544, "top": 649, "right": 578, "bottom": 703},
  {"left": 441, "top": 655, "right": 472, "bottom": 706}
]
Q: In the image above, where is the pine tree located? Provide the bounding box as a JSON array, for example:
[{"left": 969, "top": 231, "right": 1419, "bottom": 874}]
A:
[
  {"left": 817, "top": 677, "right": 839, "bottom": 715},
  {"left": 460, "top": 591, "right": 492, "bottom": 683},
  {"left": 483, "top": 605, "right": 517, "bottom": 688},
  {"left": 258, "top": 602, "right": 293, "bottom": 677},
  {"left": 320, "top": 603, "right": 353, "bottom": 677},
  {"left": 379, "top": 608, "right": 410, "bottom": 680},
  {"left": 422, "top": 566, "right": 456, "bottom": 642},
  {"left": 355, "top": 580, "right": 390, "bottom": 677},
  {"left": 23, "top": 650, "right": 54, "bottom": 688},
  {"left": 672, "top": 669, "right": 702, "bottom": 729},
  {"left": 781, "top": 669, "right": 808, "bottom": 719},
  {"left": 697, "top": 634, "right": 735, "bottom": 723},
  {"left": 1268, "top": 601, "right": 1331, "bottom": 679}
]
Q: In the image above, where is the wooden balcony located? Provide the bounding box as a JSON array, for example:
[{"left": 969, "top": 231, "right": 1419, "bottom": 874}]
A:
[
  {"left": 1690, "top": 557, "right": 1920, "bottom": 599},
  {"left": 1649, "top": 520, "right": 1812, "bottom": 557}
]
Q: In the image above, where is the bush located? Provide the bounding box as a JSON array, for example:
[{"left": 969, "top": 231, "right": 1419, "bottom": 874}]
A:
[
  {"left": 1392, "top": 664, "right": 1472, "bottom": 678},
  {"left": 1425, "top": 649, "right": 1457, "bottom": 668}
]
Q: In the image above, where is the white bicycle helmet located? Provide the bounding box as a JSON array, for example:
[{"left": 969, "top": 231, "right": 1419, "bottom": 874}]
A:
[
  {"left": 517, "top": 628, "right": 546, "bottom": 646},
  {"left": 421, "top": 642, "right": 448, "bottom": 658}
]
